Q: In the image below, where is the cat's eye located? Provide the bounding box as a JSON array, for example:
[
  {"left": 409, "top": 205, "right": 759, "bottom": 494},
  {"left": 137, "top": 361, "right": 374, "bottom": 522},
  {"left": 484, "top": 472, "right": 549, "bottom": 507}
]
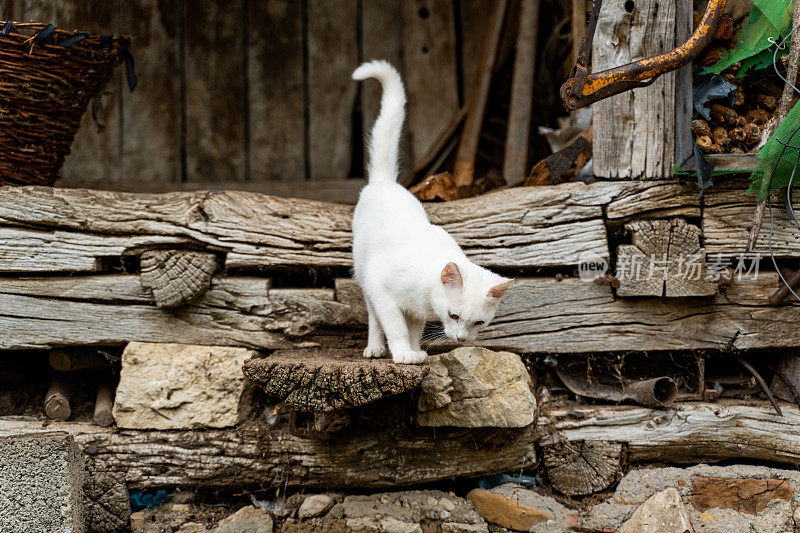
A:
[
  {"left": 474, "top": 320, "right": 485, "bottom": 326},
  {"left": 449, "top": 312, "right": 460, "bottom": 320}
]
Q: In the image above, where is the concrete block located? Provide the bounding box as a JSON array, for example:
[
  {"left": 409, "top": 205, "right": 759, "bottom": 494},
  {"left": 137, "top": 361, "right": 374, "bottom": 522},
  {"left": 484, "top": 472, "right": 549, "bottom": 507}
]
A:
[{"left": 0, "top": 431, "right": 85, "bottom": 533}]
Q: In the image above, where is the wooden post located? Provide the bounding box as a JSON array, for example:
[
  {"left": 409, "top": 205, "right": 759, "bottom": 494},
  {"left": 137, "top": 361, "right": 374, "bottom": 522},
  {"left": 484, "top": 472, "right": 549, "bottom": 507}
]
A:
[
  {"left": 503, "top": 0, "right": 540, "bottom": 185},
  {"left": 93, "top": 380, "right": 115, "bottom": 428},
  {"left": 593, "top": 0, "right": 680, "bottom": 179},
  {"left": 44, "top": 375, "right": 71, "bottom": 421}
]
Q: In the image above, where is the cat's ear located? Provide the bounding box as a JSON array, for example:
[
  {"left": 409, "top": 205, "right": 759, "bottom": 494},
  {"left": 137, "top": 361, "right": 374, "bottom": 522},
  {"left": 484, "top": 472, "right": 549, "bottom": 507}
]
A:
[
  {"left": 487, "top": 278, "right": 513, "bottom": 299},
  {"left": 441, "top": 262, "right": 463, "bottom": 294}
]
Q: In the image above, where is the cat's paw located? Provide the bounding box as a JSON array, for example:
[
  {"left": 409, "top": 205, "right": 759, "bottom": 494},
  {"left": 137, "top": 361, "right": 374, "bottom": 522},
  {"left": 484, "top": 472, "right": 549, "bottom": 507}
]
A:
[
  {"left": 363, "top": 345, "right": 388, "bottom": 359},
  {"left": 392, "top": 349, "right": 428, "bottom": 365}
]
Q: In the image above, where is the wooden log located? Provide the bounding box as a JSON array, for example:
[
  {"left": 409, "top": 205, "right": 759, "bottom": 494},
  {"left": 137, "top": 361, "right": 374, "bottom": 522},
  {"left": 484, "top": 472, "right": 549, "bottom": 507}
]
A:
[
  {"left": 139, "top": 250, "right": 218, "bottom": 308},
  {"left": 2, "top": 272, "right": 799, "bottom": 353},
  {"left": 506, "top": 0, "right": 541, "bottom": 185},
  {"left": 616, "top": 219, "right": 717, "bottom": 298},
  {"left": 93, "top": 380, "right": 115, "bottom": 428},
  {"left": 0, "top": 183, "right": 630, "bottom": 270},
  {"left": 539, "top": 401, "right": 800, "bottom": 467},
  {"left": 50, "top": 350, "right": 107, "bottom": 372},
  {"left": 243, "top": 349, "right": 429, "bottom": 412},
  {"left": 44, "top": 375, "right": 71, "bottom": 421},
  {"left": 0, "top": 418, "right": 537, "bottom": 490},
  {"left": 593, "top": 0, "right": 677, "bottom": 178},
  {"left": 539, "top": 439, "right": 622, "bottom": 496}
]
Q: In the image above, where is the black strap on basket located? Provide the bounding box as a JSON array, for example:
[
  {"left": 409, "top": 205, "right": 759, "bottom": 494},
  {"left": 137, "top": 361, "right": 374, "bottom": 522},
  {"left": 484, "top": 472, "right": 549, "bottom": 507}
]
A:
[
  {"left": 1, "top": 21, "right": 13, "bottom": 36},
  {"left": 34, "top": 23, "right": 56, "bottom": 45},
  {"left": 58, "top": 32, "right": 88, "bottom": 47},
  {"left": 120, "top": 45, "right": 138, "bottom": 92}
]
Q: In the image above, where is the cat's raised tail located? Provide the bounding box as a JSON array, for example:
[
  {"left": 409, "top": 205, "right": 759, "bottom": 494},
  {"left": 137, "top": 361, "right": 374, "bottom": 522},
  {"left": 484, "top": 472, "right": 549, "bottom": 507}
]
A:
[{"left": 352, "top": 60, "right": 406, "bottom": 184}]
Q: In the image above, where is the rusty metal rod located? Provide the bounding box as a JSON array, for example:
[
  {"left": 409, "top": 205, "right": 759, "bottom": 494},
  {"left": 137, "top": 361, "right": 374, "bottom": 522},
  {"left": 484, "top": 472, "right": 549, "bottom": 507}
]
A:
[
  {"left": 561, "top": 0, "right": 728, "bottom": 110},
  {"left": 770, "top": 268, "right": 800, "bottom": 306},
  {"left": 737, "top": 356, "right": 782, "bottom": 417}
]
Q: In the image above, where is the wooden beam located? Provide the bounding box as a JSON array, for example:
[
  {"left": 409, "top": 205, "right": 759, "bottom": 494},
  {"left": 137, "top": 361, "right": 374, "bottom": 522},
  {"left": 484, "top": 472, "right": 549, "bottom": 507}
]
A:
[
  {"left": 0, "top": 183, "right": 637, "bottom": 270},
  {"left": 540, "top": 401, "right": 800, "bottom": 467},
  {"left": 0, "top": 418, "right": 536, "bottom": 490},
  {"left": 2, "top": 272, "right": 797, "bottom": 353}
]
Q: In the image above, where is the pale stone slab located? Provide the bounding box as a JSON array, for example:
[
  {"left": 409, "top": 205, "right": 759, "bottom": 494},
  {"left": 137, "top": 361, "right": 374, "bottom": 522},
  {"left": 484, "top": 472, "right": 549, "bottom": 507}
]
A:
[
  {"left": 113, "top": 342, "right": 257, "bottom": 429},
  {"left": 418, "top": 347, "right": 536, "bottom": 428}
]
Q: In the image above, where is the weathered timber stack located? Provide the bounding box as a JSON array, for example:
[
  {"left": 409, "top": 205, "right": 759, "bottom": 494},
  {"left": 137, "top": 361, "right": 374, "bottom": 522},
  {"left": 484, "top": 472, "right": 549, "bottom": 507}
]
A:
[{"left": 0, "top": 178, "right": 799, "bottom": 531}]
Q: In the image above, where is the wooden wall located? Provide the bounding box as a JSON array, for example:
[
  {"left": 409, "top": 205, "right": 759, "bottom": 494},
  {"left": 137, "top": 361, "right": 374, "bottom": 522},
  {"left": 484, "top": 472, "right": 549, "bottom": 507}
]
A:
[{"left": 0, "top": 0, "right": 492, "bottom": 197}]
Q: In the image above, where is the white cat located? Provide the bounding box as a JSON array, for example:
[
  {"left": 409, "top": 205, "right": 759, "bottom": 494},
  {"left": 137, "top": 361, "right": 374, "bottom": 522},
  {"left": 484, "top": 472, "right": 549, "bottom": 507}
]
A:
[{"left": 351, "top": 60, "right": 513, "bottom": 365}]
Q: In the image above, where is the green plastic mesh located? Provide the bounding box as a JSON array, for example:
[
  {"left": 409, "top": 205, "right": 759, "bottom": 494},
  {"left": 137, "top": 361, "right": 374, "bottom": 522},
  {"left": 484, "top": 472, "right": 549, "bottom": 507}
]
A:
[
  {"left": 709, "top": 1, "right": 793, "bottom": 76},
  {"left": 750, "top": 100, "right": 800, "bottom": 197}
]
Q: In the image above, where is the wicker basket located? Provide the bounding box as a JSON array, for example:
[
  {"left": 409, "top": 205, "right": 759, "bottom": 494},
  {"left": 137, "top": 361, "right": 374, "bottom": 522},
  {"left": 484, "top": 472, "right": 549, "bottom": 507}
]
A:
[{"left": 0, "top": 21, "right": 132, "bottom": 186}]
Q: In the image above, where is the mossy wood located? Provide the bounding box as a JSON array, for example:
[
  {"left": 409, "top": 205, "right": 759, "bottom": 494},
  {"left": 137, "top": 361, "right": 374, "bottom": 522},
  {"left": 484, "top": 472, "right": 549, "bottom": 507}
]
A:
[{"left": 243, "top": 349, "right": 429, "bottom": 412}]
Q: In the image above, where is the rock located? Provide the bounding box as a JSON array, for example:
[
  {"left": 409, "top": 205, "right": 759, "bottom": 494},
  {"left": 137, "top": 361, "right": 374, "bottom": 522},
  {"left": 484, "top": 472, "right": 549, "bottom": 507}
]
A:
[
  {"left": 417, "top": 347, "right": 536, "bottom": 428},
  {"left": 691, "top": 499, "right": 793, "bottom": 533},
  {"left": 342, "top": 491, "right": 486, "bottom": 532},
  {"left": 214, "top": 505, "right": 273, "bottom": 533},
  {"left": 113, "top": 342, "right": 257, "bottom": 429},
  {"left": 466, "top": 488, "right": 552, "bottom": 531},
  {"left": 691, "top": 477, "right": 792, "bottom": 515},
  {"left": 176, "top": 524, "right": 209, "bottom": 533},
  {"left": 491, "top": 484, "right": 576, "bottom": 533},
  {"left": 0, "top": 431, "right": 86, "bottom": 533},
  {"left": 618, "top": 488, "right": 693, "bottom": 533},
  {"left": 298, "top": 494, "right": 335, "bottom": 519}
]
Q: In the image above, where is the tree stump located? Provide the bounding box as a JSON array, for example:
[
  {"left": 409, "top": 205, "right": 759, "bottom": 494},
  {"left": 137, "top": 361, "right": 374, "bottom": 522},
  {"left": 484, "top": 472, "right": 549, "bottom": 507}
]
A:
[
  {"left": 242, "top": 349, "right": 429, "bottom": 412},
  {"left": 540, "top": 439, "right": 623, "bottom": 497},
  {"left": 139, "top": 250, "right": 218, "bottom": 308}
]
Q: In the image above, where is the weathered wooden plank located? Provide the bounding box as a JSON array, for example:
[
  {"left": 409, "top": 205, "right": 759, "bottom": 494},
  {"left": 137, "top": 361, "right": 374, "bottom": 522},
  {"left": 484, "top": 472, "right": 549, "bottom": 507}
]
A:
[
  {"left": 58, "top": 0, "right": 122, "bottom": 184},
  {"left": 307, "top": 0, "right": 358, "bottom": 180},
  {"left": 119, "top": 0, "right": 181, "bottom": 183},
  {"left": 0, "top": 227, "right": 189, "bottom": 273},
  {"left": 0, "top": 418, "right": 536, "bottom": 490},
  {"left": 0, "top": 183, "right": 630, "bottom": 270},
  {"left": 18, "top": 0, "right": 55, "bottom": 22},
  {"left": 541, "top": 401, "right": 800, "bottom": 467},
  {"left": 402, "top": 0, "right": 459, "bottom": 163},
  {"left": 57, "top": 177, "right": 367, "bottom": 203},
  {"left": 457, "top": 0, "right": 493, "bottom": 104},
  {"left": 360, "top": 0, "right": 412, "bottom": 179},
  {"left": 184, "top": 0, "right": 246, "bottom": 181},
  {"left": 0, "top": 275, "right": 364, "bottom": 350},
  {"left": 593, "top": 0, "right": 677, "bottom": 179},
  {"left": 2, "top": 270, "right": 797, "bottom": 353},
  {"left": 249, "top": 0, "right": 305, "bottom": 181},
  {"left": 605, "top": 181, "right": 700, "bottom": 220},
  {"left": 704, "top": 178, "right": 800, "bottom": 258}
]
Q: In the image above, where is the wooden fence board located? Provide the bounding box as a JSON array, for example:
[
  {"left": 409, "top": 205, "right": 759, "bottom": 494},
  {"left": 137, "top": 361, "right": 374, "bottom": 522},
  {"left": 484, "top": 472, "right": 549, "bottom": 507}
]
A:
[
  {"left": 249, "top": 0, "right": 305, "bottom": 181},
  {"left": 57, "top": 0, "right": 123, "bottom": 184},
  {"left": 360, "top": 0, "right": 412, "bottom": 179},
  {"left": 402, "top": 0, "right": 459, "bottom": 163},
  {"left": 457, "top": 0, "right": 492, "bottom": 104},
  {"left": 184, "top": 0, "right": 246, "bottom": 182},
  {"left": 307, "top": 0, "right": 359, "bottom": 180},
  {"left": 119, "top": 0, "right": 182, "bottom": 184}
]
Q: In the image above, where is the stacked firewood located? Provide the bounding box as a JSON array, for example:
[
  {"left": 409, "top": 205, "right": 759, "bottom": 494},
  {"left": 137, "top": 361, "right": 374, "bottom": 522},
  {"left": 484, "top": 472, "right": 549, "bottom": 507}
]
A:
[{"left": 693, "top": 13, "right": 786, "bottom": 155}]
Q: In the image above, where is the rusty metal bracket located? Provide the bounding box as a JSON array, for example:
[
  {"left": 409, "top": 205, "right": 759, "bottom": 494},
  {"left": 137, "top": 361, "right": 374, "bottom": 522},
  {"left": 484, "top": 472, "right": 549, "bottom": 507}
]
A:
[{"left": 561, "top": 0, "right": 729, "bottom": 110}]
